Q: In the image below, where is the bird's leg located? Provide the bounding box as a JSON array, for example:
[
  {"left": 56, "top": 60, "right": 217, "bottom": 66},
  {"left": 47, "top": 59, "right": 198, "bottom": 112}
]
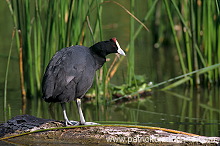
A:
[
  {"left": 76, "top": 98, "right": 99, "bottom": 125},
  {"left": 76, "top": 98, "right": 86, "bottom": 124},
  {"left": 61, "top": 103, "right": 79, "bottom": 126}
]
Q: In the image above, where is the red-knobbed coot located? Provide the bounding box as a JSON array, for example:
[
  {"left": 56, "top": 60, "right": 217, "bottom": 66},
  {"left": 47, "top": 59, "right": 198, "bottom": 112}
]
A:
[{"left": 42, "top": 38, "right": 126, "bottom": 126}]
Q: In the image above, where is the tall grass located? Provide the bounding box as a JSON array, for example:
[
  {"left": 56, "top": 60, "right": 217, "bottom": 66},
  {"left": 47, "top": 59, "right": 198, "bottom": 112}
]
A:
[
  {"left": 6, "top": 0, "right": 220, "bottom": 100},
  {"left": 163, "top": 0, "right": 220, "bottom": 87},
  {"left": 3, "top": 30, "right": 15, "bottom": 121},
  {"left": 6, "top": 0, "right": 105, "bottom": 98},
  {"left": 128, "top": 0, "right": 135, "bottom": 86}
]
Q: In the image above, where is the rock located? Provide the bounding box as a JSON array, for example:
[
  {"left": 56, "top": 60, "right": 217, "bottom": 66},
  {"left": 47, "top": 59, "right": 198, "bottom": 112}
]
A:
[
  {"left": 0, "top": 115, "right": 219, "bottom": 145},
  {"left": 0, "top": 115, "right": 63, "bottom": 137}
]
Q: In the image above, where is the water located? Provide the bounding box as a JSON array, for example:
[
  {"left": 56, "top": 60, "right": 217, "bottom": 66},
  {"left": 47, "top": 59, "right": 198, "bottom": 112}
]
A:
[
  {"left": 0, "top": 0, "right": 220, "bottom": 138},
  {"left": 1, "top": 85, "right": 220, "bottom": 137}
]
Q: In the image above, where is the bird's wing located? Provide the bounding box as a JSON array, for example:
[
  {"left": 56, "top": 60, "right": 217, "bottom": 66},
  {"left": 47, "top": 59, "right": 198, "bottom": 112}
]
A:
[
  {"left": 42, "top": 47, "right": 87, "bottom": 102},
  {"left": 74, "top": 55, "right": 96, "bottom": 98}
]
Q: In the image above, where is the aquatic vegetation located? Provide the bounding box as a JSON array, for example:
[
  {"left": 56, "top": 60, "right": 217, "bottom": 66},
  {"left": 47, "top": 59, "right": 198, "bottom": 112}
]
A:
[{"left": 5, "top": 0, "right": 220, "bottom": 100}]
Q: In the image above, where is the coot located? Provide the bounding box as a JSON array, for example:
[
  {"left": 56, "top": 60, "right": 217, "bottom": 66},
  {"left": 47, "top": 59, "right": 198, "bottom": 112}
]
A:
[{"left": 42, "top": 38, "right": 125, "bottom": 126}]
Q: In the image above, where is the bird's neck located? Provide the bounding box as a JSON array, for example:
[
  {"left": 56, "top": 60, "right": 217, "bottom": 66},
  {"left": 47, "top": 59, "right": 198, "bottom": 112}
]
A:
[{"left": 89, "top": 50, "right": 106, "bottom": 70}]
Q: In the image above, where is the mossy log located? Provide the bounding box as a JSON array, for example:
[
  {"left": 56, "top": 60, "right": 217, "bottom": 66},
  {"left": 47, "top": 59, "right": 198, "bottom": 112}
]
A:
[{"left": 0, "top": 115, "right": 219, "bottom": 145}]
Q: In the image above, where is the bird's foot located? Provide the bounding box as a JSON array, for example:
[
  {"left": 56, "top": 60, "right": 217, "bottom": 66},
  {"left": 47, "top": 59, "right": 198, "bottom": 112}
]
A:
[
  {"left": 65, "top": 120, "right": 80, "bottom": 126},
  {"left": 81, "top": 122, "right": 100, "bottom": 125},
  {"left": 65, "top": 120, "right": 99, "bottom": 126}
]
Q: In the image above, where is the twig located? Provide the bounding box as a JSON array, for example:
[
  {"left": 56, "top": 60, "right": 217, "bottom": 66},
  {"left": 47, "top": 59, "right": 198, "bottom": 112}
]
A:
[
  {"left": 101, "top": 1, "right": 149, "bottom": 32},
  {"left": 18, "top": 30, "right": 27, "bottom": 114}
]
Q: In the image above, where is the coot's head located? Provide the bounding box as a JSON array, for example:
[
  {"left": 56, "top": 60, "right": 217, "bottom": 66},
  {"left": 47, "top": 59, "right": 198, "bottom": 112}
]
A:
[{"left": 90, "top": 37, "right": 126, "bottom": 57}]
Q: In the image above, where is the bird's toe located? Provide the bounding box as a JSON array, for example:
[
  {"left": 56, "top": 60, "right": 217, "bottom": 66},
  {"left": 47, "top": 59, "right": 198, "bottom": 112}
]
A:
[
  {"left": 65, "top": 120, "right": 80, "bottom": 126},
  {"left": 83, "top": 122, "right": 100, "bottom": 125}
]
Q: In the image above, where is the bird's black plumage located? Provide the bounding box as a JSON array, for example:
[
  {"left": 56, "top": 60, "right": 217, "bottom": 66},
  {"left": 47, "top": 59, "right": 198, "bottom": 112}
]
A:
[
  {"left": 42, "top": 45, "right": 96, "bottom": 103},
  {"left": 42, "top": 38, "right": 125, "bottom": 126}
]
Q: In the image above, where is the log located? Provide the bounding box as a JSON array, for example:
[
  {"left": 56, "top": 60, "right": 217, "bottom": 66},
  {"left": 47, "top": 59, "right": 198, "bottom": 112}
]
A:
[{"left": 0, "top": 115, "right": 219, "bottom": 145}]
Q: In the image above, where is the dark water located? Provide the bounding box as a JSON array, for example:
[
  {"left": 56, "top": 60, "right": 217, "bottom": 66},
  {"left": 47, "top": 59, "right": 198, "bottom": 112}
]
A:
[
  {"left": 1, "top": 86, "right": 220, "bottom": 137},
  {"left": 0, "top": 0, "right": 220, "bottom": 138}
]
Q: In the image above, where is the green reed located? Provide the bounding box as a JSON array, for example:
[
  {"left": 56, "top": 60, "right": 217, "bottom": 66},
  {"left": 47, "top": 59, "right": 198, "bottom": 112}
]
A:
[
  {"left": 6, "top": 0, "right": 220, "bottom": 100},
  {"left": 6, "top": 0, "right": 107, "bottom": 98},
  {"left": 110, "top": 0, "right": 220, "bottom": 89},
  {"left": 127, "top": 0, "right": 135, "bottom": 86},
  {"left": 3, "top": 29, "right": 15, "bottom": 121},
  {"left": 163, "top": 0, "right": 220, "bottom": 87}
]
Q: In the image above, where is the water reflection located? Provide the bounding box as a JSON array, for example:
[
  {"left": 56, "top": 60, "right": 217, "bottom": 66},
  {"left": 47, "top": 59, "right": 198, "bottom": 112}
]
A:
[{"left": 1, "top": 87, "right": 219, "bottom": 137}]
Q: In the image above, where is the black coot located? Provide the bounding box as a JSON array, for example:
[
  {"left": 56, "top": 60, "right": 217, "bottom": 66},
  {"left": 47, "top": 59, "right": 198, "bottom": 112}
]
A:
[{"left": 42, "top": 38, "right": 125, "bottom": 126}]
